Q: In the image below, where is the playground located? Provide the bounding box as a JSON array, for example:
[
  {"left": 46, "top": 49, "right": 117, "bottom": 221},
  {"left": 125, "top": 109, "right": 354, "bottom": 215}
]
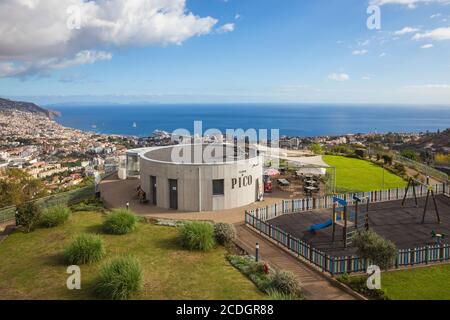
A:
[{"left": 270, "top": 193, "right": 450, "bottom": 257}]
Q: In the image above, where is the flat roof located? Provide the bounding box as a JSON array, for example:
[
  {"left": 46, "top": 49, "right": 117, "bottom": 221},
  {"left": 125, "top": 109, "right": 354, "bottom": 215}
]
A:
[{"left": 141, "top": 143, "right": 259, "bottom": 165}]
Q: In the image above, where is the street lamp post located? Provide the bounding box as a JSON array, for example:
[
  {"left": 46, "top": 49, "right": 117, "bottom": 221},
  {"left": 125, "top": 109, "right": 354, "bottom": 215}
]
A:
[{"left": 255, "top": 243, "right": 260, "bottom": 262}]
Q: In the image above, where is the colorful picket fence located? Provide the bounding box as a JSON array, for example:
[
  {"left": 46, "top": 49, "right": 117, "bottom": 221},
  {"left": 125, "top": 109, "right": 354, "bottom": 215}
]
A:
[
  {"left": 247, "top": 183, "right": 448, "bottom": 222},
  {"left": 245, "top": 183, "right": 450, "bottom": 275}
]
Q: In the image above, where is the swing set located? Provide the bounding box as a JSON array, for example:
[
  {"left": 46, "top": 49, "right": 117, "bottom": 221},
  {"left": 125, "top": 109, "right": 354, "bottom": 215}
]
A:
[{"left": 402, "top": 177, "right": 441, "bottom": 224}]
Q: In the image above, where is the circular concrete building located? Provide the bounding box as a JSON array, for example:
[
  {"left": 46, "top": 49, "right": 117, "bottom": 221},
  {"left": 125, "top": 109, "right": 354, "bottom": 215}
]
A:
[{"left": 128, "top": 143, "right": 263, "bottom": 212}]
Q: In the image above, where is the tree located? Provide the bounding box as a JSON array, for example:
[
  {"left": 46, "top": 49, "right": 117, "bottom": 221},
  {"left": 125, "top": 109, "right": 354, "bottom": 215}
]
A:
[
  {"left": 0, "top": 169, "right": 46, "bottom": 207},
  {"left": 382, "top": 154, "right": 393, "bottom": 166},
  {"left": 354, "top": 149, "right": 367, "bottom": 159},
  {"left": 309, "top": 143, "right": 323, "bottom": 155},
  {"left": 401, "top": 149, "right": 418, "bottom": 161},
  {"left": 15, "top": 202, "right": 42, "bottom": 233},
  {"left": 353, "top": 230, "right": 397, "bottom": 270}
]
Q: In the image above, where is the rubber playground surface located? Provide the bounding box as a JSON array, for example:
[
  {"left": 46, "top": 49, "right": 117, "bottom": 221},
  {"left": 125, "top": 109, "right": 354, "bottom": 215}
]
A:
[{"left": 270, "top": 195, "right": 450, "bottom": 257}]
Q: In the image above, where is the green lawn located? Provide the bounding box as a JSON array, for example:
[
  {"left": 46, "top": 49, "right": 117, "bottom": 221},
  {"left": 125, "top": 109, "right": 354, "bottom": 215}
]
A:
[
  {"left": 382, "top": 265, "right": 450, "bottom": 300},
  {"left": 0, "top": 212, "right": 265, "bottom": 300},
  {"left": 323, "top": 155, "right": 406, "bottom": 192}
]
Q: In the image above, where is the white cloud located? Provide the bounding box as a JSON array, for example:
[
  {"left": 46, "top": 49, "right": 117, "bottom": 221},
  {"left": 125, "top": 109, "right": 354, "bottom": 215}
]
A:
[
  {"left": 371, "top": 0, "right": 450, "bottom": 9},
  {"left": 216, "top": 23, "right": 235, "bottom": 34},
  {"left": 430, "top": 13, "right": 442, "bottom": 18},
  {"left": 379, "top": 52, "right": 387, "bottom": 57},
  {"left": 235, "top": 14, "right": 241, "bottom": 20},
  {"left": 362, "top": 74, "right": 373, "bottom": 80},
  {"left": 0, "top": 0, "right": 218, "bottom": 78},
  {"left": 413, "top": 27, "right": 450, "bottom": 41},
  {"left": 394, "top": 27, "right": 419, "bottom": 35},
  {"left": 0, "top": 50, "right": 112, "bottom": 78},
  {"left": 278, "top": 85, "right": 312, "bottom": 92},
  {"left": 328, "top": 73, "right": 350, "bottom": 81},
  {"left": 357, "top": 40, "right": 370, "bottom": 47},
  {"left": 352, "top": 49, "right": 369, "bottom": 56},
  {"left": 405, "top": 84, "right": 450, "bottom": 89},
  {"left": 421, "top": 43, "right": 434, "bottom": 48}
]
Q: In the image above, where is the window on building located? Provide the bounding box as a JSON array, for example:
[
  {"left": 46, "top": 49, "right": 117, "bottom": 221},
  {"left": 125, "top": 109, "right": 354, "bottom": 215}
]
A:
[{"left": 213, "top": 179, "right": 224, "bottom": 196}]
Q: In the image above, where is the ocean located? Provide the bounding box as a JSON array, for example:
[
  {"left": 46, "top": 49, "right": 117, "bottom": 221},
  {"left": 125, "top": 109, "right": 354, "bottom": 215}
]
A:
[{"left": 51, "top": 104, "right": 450, "bottom": 137}]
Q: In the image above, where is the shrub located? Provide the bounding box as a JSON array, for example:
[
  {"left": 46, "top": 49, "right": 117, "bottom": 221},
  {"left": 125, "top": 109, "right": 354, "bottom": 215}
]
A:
[
  {"left": 214, "top": 223, "right": 236, "bottom": 245},
  {"left": 353, "top": 230, "right": 397, "bottom": 270},
  {"left": 354, "top": 148, "right": 367, "bottom": 159},
  {"left": 338, "top": 274, "right": 389, "bottom": 300},
  {"left": 15, "top": 202, "right": 42, "bottom": 233},
  {"left": 71, "top": 197, "right": 105, "bottom": 212},
  {"left": 227, "top": 255, "right": 273, "bottom": 292},
  {"left": 102, "top": 209, "right": 138, "bottom": 235},
  {"left": 267, "top": 288, "right": 299, "bottom": 300},
  {"left": 41, "top": 205, "right": 71, "bottom": 227},
  {"left": 270, "top": 270, "right": 302, "bottom": 296},
  {"left": 94, "top": 256, "right": 143, "bottom": 300},
  {"left": 179, "top": 221, "right": 215, "bottom": 251},
  {"left": 64, "top": 233, "right": 106, "bottom": 264}
]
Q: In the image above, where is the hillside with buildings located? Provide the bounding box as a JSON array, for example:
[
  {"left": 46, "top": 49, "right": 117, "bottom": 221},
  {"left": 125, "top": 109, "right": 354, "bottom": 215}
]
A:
[{"left": 0, "top": 97, "right": 60, "bottom": 119}]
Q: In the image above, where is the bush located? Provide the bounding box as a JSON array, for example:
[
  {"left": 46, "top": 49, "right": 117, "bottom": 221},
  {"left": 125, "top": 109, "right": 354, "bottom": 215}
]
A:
[
  {"left": 338, "top": 274, "right": 389, "bottom": 300},
  {"left": 227, "top": 255, "right": 303, "bottom": 299},
  {"left": 267, "top": 288, "right": 299, "bottom": 300},
  {"left": 354, "top": 148, "right": 367, "bottom": 159},
  {"left": 15, "top": 202, "right": 42, "bottom": 233},
  {"left": 71, "top": 197, "right": 105, "bottom": 212},
  {"left": 102, "top": 209, "right": 138, "bottom": 235},
  {"left": 41, "top": 205, "right": 71, "bottom": 227},
  {"left": 94, "top": 256, "right": 143, "bottom": 300},
  {"left": 214, "top": 223, "right": 236, "bottom": 245},
  {"left": 179, "top": 221, "right": 215, "bottom": 251},
  {"left": 270, "top": 270, "right": 302, "bottom": 296},
  {"left": 227, "top": 255, "right": 273, "bottom": 292},
  {"left": 353, "top": 230, "right": 397, "bottom": 270},
  {"left": 64, "top": 233, "right": 106, "bottom": 265}
]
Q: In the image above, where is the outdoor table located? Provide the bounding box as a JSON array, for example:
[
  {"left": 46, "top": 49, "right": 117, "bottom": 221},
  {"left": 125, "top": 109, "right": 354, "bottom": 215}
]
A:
[{"left": 277, "top": 179, "right": 290, "bottom": 186}]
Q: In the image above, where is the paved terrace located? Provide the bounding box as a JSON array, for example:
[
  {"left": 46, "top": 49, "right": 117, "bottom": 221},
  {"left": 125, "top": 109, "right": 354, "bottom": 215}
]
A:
[{"left": 100, "top": 173, "right": 290, "bottom": 223}]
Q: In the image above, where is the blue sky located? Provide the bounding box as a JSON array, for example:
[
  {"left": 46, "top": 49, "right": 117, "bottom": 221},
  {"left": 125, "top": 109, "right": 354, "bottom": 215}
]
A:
[{"left": 1, "top": 0, "right": 450, "bottom": 104}]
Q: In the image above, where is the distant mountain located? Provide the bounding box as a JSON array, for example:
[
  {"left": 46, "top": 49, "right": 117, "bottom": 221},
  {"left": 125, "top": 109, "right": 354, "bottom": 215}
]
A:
[{"left": 0, "top": 97, "right": 60, "bottom": 118}]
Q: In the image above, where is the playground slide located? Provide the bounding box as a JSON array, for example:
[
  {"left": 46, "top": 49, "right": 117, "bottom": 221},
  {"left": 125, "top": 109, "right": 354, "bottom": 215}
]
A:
[{"left": 308, "top": 219, "right": 333, "bottom": 232}]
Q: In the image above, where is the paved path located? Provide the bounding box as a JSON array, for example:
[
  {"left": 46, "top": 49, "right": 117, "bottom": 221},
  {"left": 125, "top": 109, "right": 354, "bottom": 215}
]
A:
[
  {"left": 235, "top": 224, "right": 356, "bottom": 300},
  {"left": 0, "top": 224, "right": 16, "bottom": 243}
]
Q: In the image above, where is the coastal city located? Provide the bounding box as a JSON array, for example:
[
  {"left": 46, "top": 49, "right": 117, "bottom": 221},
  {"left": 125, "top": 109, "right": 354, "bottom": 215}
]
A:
[
  {"left": 1, "top": 0, "right": 450, "bottom": 309},
  {"left": 1, "top": 98, "right": 448, "bottom": 200}
]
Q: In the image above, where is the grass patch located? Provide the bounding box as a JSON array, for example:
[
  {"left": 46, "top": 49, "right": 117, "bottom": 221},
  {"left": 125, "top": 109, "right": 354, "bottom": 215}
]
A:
[
  {"left": 323, "top": 155, "right": 406, "bottom": 192},
  {"left": 381, "top": 265, "right": 450, "bottom": 300},
  {"left": 41, "top": 205, "right": 71, "bottom": 228},
  {"left": 179, "top": 221, "right": 216, "bottom": 251},
  {"left": 94, "top": 255, "right": 143, "bottom": 300},
  {"left": 64, "top": 233, "right": 106, "bottom": 265},
  {"left": 102, "top": 209, "right": 138, "bottom": 235},
  {"left": 0, "top": 211, "right": 265, "bottom": 300}
]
